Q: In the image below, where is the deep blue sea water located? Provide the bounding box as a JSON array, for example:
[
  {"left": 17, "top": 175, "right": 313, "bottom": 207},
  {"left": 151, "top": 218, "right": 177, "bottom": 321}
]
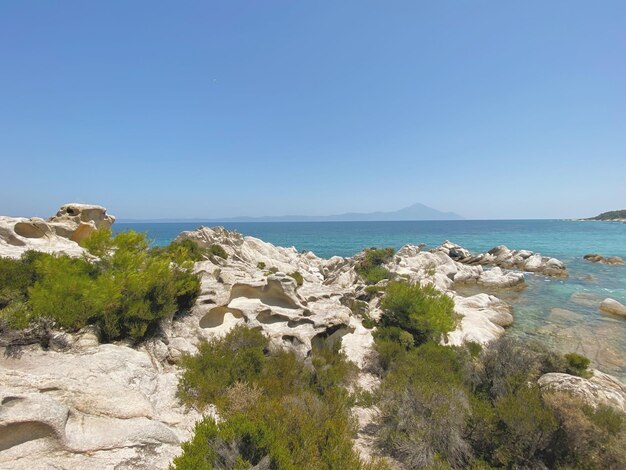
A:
[{"left": 114, "top": 220, "right": 626, "bottom": 379}]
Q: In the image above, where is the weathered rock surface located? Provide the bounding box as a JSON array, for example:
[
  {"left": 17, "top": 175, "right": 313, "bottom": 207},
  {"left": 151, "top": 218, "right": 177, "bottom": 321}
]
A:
[
  {"left": 600, "top": 298, "right": 626, "bottom": 318},
  {"left": 583, "top": 253, "right": 625, "bottom": 265},
  {"left": 436, "top": 240, "right": 568, "bottom": 277},
  {"left": 539, "top": 370, "right": 626, "bottom": 412},
  {"left": 0, "top": 204, "right": 114, "bottom": 259},
  {"left": 0, "top": 343, "right": 202, "bottom": 469}
]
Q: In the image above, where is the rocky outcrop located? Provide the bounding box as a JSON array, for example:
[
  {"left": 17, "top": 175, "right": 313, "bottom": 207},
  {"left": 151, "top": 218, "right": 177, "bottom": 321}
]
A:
[
  {"left": 436, "top": 241, "right": 568, "bottom": 277},
  {"left": 0, "top": 342, "right": 202, "bottom": 469},
  {"left": 0, "top": 221, "right": 576, "bottom": 468},
  {"left": 583, "top": 254, "right": 625, "bottom": 265},
  {"left": 0, "top": 204, "right": 114, "bottom": 259},
  {"left": 539, "top": 370, "right": 626, "bottom": 412},
  {"left": 600, "top": 298, "right": 626, "bottom": 318}
]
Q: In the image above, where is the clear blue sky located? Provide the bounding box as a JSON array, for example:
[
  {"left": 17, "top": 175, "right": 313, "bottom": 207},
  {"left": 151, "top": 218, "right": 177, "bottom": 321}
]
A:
[{"left": 1, "top": 1, "right": 624, "bottom": 220}]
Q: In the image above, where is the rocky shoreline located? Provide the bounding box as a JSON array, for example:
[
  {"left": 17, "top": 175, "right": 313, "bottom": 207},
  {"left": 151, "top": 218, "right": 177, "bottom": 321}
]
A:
[{"left": 1, "top": 205, "right": 625, "bottom": 469}]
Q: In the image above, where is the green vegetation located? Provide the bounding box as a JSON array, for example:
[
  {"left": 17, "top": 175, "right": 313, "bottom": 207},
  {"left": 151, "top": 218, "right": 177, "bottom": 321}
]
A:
[
  {"left": 0, "top": 230, "right": 201, "bottom": 341},
  {"left": 564, "top": 352, "right": 592, "bottom": 378},
  {"left": 288, "top": 271, "right": 304, "bottom": 286},
  {"left": 174, "top": 325, "right": 384, "bottom": 469},
  {"left": 587, "top": 209, "right": 626, "bottom": 220},
  {"left": 371, "top": 326, "right": 624, "bottom": 469},
  {"left": 356, "top": 247, "right": 394, "bottom": 285},
  {"left": 379, "top": 281, "right": 457, "bottom": 345},
  {"left": 207, "top": 244, "right": 228, "bottom": 260},
  {"left": 256, "top": 261, "right": 266, "bottom": 269}
]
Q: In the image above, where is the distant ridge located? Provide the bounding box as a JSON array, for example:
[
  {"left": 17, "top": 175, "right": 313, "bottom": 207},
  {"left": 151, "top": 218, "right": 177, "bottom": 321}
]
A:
[{"left": 120, "top": 203, "right": 464, "bottom": 223}]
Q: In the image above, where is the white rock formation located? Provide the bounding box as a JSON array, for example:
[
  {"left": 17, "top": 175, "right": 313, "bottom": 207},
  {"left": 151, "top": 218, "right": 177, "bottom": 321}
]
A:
[
  {"left": 0, "top": 204, "right": 114, "bottom": 259},
  {"left": 435, "top": 240, "right": 568, "bottom": 277},
  {"left": 600, "top": 298, "right": 626, "bottom": 318},
  {"left": 539, "top": 370, "right": 626, "bottom": 412},
  {"left": 0, "top": 342, "right": 202, "bottom": 469}
]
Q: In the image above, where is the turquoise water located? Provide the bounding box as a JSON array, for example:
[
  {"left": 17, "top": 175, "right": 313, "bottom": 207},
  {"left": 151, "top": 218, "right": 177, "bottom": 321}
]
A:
[{"left": 115, "top": 220, "right": 626, "bottom": 379}]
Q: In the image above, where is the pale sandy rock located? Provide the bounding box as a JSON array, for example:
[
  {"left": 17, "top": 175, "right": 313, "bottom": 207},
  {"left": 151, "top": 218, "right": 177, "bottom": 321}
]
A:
[
  {"left": 0, "top": 343, "right": 201, "bottom": 469},
  {"left": 446, "top": 293, "right": 513, "bottom": 345},
  {"left": 477, "top": 267, "right": 525, "bottom": 288},
  {"left": 435, "top": 241, "right": 567, "bottom": 277},
  {"left": 48, "top": 203, "right": 115, "bottom": 243},
  {"left": 539, "top": 370, "right": 626, "bottom": 412},
  {"left": 600, "top": 298, "right": 626, "bottom": 318},
  {"left": 0, "top": 204, "right": 115, "bottom": 259}
]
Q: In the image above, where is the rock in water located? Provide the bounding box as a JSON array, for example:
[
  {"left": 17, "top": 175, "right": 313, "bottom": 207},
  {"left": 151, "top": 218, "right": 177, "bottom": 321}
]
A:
[
  {"left": 600, "top": 298, "right": 626, "bottom": 318},
  {"left": 583, "top": 254, "right": 625, "bottom": 265}
]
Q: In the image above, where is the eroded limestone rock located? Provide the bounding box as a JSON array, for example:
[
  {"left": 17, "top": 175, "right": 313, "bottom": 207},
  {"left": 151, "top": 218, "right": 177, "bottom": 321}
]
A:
[
  {"left": 0, "top": 204, "right": 115, "bottom": 259},
  {"left": 539, "top": 370, "right": 626, "bottom": 412},
  {"left": 436, "top": 240, "right": 568, "bottom": 277}
]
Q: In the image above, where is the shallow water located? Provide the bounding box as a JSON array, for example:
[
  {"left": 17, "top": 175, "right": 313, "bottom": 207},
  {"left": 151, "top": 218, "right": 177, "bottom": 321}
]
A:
[{"left": 115, "top": 219, "right": 626, "bottom": 379}]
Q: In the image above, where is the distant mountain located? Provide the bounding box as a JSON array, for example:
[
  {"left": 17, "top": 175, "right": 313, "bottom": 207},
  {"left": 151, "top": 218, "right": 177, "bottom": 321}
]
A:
[
  {"left": 585, "top": 210, "right": 626, "bottom": 221},
  {"left": 122, "top": 203, "right": 463, "bottom": 223}
]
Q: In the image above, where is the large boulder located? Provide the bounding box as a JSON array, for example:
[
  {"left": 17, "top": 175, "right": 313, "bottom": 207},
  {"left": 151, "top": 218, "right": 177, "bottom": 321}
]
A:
[
  {"left": 600, "top": 298, "right": 626, "bottom": 318},
  {"left": 539, "top": 370, "right": 626, "bottom": 412},
  {"left": 47, "top": 203, "right": 115, "bottom": 243}
]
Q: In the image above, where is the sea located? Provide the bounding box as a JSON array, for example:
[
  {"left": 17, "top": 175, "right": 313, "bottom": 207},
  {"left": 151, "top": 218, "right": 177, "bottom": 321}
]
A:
[{"left": 114, "top": 219, "right": 626, "bottom": 380}]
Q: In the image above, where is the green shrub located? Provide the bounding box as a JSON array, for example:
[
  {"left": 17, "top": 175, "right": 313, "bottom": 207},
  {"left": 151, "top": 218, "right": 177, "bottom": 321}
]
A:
[
  {"left": 174, "top": 326, "right": 379, "bottom": 469},
  {"left": 2, "top": 230, "right": 200, "bottom": 342},
  {"left": 376, "top": 341, "right": 472, "bottom": 468},
  {"left": 257, "top": 261, "right": 266, "bottom": 269},
  {"left": 356, "top": 247, "right": 394, "bottom": 285},
  {"left": 288, "top": 271, "right": 304, "bottom": 286},
  {"left": 380, "top": 281, "right": 456, "bottom": 345},
  {"left": 564, "top": 352, "right": 591, "bottom": 378},
  {"left": 178, "top": 325, "right": 269, "bottom": 409},
  {"left": 208, "top": 244, "right": 228, "bottom": 260},
  {"left": 0, "top": 251, "right": 45, "bottom": 311},
  {"left": 150, "top": 238, "right": 209, "bottom": 263}
]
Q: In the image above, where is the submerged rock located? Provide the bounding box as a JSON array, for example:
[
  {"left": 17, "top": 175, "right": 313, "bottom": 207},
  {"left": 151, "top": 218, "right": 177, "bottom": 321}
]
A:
[
  {"left": 600, "top": 298, "right": 626, "bottom": 318},
  {"left": 583, "top": 254, "right": 625, "bottom": 265}
]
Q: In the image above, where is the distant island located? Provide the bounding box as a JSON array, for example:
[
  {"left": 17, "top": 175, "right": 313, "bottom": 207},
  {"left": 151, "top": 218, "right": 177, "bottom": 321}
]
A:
[
  {"left": 122, "top": 202, "right": 464, "bottom": 223},
  {"left": 586, "top": 210, "right": 626, "bottom": 221}
]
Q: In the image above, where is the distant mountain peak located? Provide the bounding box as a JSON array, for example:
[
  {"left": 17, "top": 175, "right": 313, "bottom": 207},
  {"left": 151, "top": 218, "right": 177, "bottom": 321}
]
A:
[{"left": 210, "top": 203, "right": 463, "bottom": 223}]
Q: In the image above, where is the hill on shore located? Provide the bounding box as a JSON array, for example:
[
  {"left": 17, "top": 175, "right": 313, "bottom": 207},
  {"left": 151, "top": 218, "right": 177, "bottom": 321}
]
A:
[{"left": 586, "top": 210, "right": 626, "bottom": 221}]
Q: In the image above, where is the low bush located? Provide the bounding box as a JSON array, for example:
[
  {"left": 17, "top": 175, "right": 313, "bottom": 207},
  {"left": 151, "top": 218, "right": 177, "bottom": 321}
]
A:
[
  {"left": 370, "top": 324, "right": 625, "bottom": 469},
  {"left": 207, "top": 244, "right": 228, "bottom": 260},
  {"left": 564, "top": 352, "right": 592, "bottom": 377},
  {"left": 380, "top": 281, "right": 456, "bottom": 345},
  {"left": 356, "top": 247, "right": 394, "bottom": 285},
  {"left": 0, "top": 230, "right": 201, "bottom": 342},
  {"left": 173, "top": 326, "right": 381, "bottom": 469}
]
